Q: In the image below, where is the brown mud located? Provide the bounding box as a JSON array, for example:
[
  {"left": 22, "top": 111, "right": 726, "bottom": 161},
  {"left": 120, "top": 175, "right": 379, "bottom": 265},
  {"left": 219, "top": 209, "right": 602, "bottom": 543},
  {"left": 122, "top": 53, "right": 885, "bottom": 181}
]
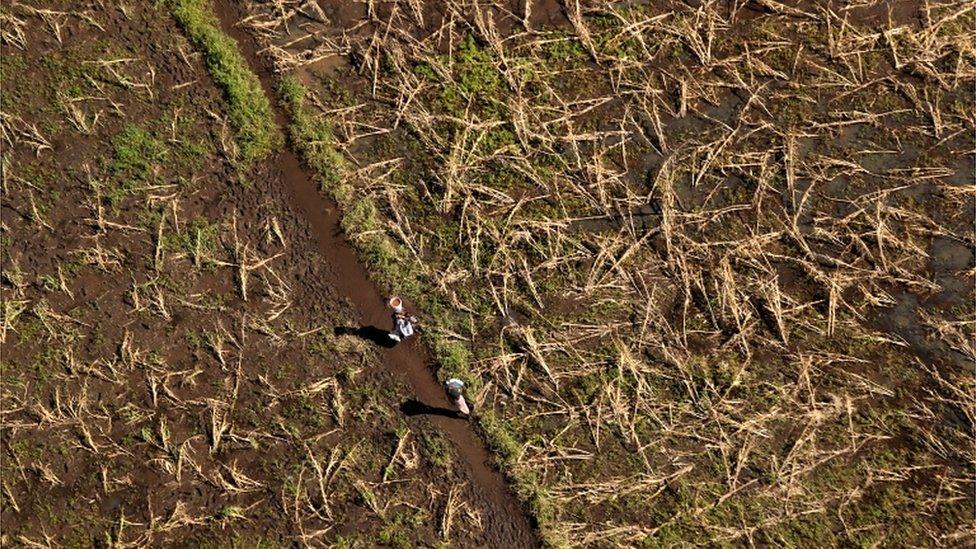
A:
[{"left": 213, "top": 1, "right": 538, "bottom": 546}]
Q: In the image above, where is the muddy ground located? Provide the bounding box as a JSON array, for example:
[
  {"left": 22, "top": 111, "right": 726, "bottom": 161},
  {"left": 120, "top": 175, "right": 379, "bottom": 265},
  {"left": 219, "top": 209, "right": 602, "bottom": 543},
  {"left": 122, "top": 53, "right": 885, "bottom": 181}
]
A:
[
  {"left": 1, "top": 0, "right": 973, "bottom": 546},
  {"left": 1, "top": 2, "right": 534, "bottom": 546}
]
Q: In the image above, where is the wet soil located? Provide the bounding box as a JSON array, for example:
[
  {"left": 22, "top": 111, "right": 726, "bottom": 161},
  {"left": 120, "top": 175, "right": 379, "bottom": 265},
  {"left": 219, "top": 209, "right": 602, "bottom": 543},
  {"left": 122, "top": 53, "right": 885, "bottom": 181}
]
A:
[
  {"left": 213, "top": 1, "right": 537, "bottom": 545},
  {"left": 0, "top": 1, "right": 537, "bottom": 545},
  {"left": 11, "top": 0, "right": 958, "bottom": 544}
]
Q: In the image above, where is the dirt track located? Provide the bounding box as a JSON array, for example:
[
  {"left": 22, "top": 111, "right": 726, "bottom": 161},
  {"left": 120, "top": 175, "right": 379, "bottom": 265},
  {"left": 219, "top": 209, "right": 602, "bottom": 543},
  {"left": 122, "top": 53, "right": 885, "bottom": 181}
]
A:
[{"left": 213, "top": 1, "right": 537, "bottom": 545}]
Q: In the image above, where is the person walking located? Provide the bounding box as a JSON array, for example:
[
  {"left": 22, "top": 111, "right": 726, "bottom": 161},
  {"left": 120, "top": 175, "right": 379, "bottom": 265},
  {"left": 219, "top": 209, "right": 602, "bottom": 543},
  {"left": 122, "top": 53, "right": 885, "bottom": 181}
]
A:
[
  {"left": 444, "top": 378, "right": 470, "bottom": 418},
  {"left": 388, "top": 296, "right": 417, "bottom": 343}
]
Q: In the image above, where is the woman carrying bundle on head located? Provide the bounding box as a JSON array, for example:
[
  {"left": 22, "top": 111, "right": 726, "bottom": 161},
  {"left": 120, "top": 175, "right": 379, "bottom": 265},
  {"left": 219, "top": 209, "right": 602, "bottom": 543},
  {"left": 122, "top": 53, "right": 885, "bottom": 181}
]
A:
[{"left": 387, "top": 296, "right": 418, "bottom": 343}]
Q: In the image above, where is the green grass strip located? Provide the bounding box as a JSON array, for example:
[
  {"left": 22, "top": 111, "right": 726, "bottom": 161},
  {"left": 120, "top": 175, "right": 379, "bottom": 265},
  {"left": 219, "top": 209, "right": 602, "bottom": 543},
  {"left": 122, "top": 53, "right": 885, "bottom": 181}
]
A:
[
  {"left": 166, "top": 0, "right": 279, "bottom": 164},
  {"left": 278, "top": 74, "right": 566, "bottom": 547}
]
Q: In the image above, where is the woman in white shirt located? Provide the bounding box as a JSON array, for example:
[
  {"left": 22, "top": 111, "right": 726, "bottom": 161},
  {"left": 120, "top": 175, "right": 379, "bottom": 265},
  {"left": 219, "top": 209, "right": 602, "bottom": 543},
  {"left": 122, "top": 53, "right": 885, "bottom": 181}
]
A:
[{"left": 388, "top": 296, "right": 417, "bottom": 342}]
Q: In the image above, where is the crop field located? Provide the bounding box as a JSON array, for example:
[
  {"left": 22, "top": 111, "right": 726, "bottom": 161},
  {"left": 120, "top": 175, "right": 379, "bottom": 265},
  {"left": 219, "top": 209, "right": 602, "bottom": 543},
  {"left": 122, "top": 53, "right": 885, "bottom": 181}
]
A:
[
  {"left": 1, "top": 0, "right": 973, "bottom": 547},
  {"left": 231, "top": 0, "right": 975, "bottom": 546},
  {"left": 0, "top": 1, "right": 522, "bottom": 546}
]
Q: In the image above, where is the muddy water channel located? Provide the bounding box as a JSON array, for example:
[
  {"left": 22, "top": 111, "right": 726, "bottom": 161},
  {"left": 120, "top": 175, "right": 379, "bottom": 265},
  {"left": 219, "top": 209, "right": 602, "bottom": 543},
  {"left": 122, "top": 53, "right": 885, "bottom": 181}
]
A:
[{"left": 213, "top": 1, "right": 538, "bottom": 545}]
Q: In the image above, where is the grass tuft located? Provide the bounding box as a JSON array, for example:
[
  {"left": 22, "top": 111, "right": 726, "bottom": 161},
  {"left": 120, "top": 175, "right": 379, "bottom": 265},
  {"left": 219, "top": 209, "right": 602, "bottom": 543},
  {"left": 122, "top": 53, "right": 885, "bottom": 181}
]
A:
[
  {"left": 111, "top": 125, "right": 167, "bottom": 182},
  {"left": 279, "top": 76, "right": 345, "bottom": 187},
  {"left": 166, "top": 0, "right": 278, "bottom": 164}
]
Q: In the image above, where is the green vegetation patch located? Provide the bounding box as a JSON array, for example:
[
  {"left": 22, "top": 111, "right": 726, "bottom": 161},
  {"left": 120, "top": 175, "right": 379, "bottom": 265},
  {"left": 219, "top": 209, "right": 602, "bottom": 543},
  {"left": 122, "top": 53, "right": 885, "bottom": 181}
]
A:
[
  {"left": 279, "top": 76, "right": 346, "bottom": 187},
  {"left": 165, "top": 0, "right": 279, "bottom": 164},
  {"left": 111, "top": 125, "right": 168, "bottom": 181}
]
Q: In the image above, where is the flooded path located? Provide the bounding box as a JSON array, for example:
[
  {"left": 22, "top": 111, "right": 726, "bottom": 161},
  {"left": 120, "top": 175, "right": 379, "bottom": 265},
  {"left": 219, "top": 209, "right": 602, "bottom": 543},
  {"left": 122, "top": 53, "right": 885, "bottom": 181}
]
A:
[{"left": 212, "top": 2, "right": 538, "bottom": 546}]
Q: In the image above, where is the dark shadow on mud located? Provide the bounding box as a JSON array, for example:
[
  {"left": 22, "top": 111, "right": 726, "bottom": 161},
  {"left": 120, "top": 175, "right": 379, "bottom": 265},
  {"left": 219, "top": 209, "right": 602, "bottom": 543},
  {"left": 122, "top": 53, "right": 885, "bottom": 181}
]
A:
[
  {"left": 334, "top": 325, "right": 397, "bottom": 348},
  {"left": 400, "top": 399, "right": 471, "bottom": 419}
]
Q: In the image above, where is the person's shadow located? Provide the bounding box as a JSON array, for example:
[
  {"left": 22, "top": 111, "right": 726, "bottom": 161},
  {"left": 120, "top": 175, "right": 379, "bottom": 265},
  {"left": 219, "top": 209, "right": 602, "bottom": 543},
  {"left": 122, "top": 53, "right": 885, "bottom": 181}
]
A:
[
  {"left": 400, "top": 399, "right": 471, "bottom": 419},
  {"left": 334, "top": 325, "right": 397, "bottom": 348}
]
